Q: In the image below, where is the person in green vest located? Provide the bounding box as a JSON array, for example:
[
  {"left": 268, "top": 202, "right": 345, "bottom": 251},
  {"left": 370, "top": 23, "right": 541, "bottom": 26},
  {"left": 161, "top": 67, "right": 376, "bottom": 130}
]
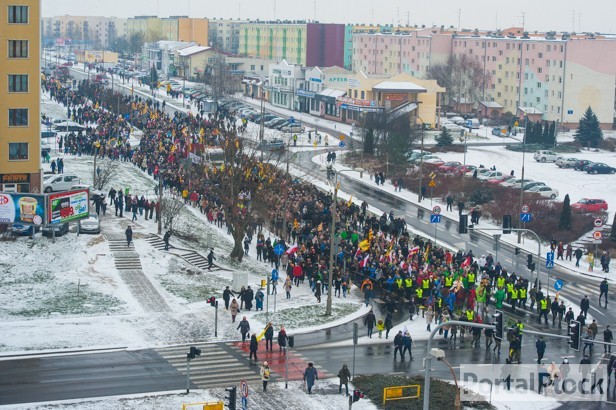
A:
[
  {"left": 404, "top": 277, "right": 413, "bottom": 300},
  {"left": 519, "top": 286, "right": 528, "bottom": 310},
  {"left": 467, "top": 271, "right": 476, "bottom": 289},
  {"left": 496, "top": 275, "right": 506, "bottom": 290},
  {"left": 444, "top": 275, "right": 453, "bottom": 288},
  {"left": 506, "top": 282, "right": 514, "bottom": 305},
  {"left": 494, "top": 287, "right": 506, "bottom": 309},
  {"left": 415, "top": 287, "right": 424, "bottom": 317},
  {"left": 510, "top": 288, "right": 518, "bottom": 312},
  {"left": 476, "top": 284, "right": 487, "bottom": 316},
  {"left": 538, "top": 297, "right": 550, "bottom": 325}
]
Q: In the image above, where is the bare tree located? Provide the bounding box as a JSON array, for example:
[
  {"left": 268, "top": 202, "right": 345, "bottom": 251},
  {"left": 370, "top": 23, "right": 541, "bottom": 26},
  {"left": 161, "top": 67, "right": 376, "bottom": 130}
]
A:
[
  {"left": 93, "top": 159, "right": 119, "bottom": 191},
  {"left": 427, "top": 54, "right": 489, "bottom": 108},
  {"left": 161, "top": 197, "right": 186, "bottom": 232},
  {"left": 203, "top": 55, "right": 239, "bottom": 103}
]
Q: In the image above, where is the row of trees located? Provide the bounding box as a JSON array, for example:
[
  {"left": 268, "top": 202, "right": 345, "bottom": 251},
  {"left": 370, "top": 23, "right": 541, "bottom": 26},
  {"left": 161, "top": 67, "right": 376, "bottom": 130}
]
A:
[{"left": 524, "top": 120, "right": 557, "bottom": 145}]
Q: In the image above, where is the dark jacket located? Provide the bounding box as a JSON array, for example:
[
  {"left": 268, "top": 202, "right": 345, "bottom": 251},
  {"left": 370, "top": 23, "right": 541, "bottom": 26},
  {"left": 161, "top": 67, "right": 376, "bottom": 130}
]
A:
[
  {"left": 264, "top": 325, "right": 274, "bottom": 340},
  {"left": 249, "top": 335, "right": 258, "bottom": 351},
  {"left": 338, "top": 365, "right": 351, "bottom": 384},
  {"left": 237, "top": 319, "right": 250, "bottom": 334}
]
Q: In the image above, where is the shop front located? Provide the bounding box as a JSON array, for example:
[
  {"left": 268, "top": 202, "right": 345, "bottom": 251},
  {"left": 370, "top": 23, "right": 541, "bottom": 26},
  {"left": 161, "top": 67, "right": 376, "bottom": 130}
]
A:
[
  {"left": 315, "top": 88, "right": 346, "bottom": 120},
  {"left": 296, "top": 89, "right": 315, "bottom": 113},
  {"left": 0, "top": 173, "right": 40, "bottom": 193}
]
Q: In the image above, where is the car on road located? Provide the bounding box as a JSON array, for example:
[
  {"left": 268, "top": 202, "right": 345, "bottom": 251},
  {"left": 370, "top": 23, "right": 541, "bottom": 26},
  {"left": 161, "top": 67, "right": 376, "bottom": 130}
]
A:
[
  {"left": 257, "top": 139, "right": 285, "bottom": 151},
  {"left": 441, "top": 124, "right": 465, "bottom": 133},
  {"left": 437, "top": 161, "right": 462, "bottom": 173},
  {"left": 280, "top": 123, "right": 305, "bottom": 133},
  {"left": 573, "top": 160, "right": 593, "bottom": 171},
  {"left": 555, "top": 157, "right": 579, "bottom": 168},
  {"left": 586, "top": 162, "right": 616, "bottom": 174},
  {"left": 571, "top": 198, "right": 608, "bottom": 213},
  {"left": 477, "top": 170, "right": 506, "bottom": 181},
  {"left": 265, "top": 118, "right": 287, "bottom": 128},
  {"left": 526, "top": 185, "right": 559, "bottom": 199},
  {"left": 78, "top": 213, "right": 101, "bottom": 234},
  {"left": 533, "top": 150, "right": 562, "bottom": 163},
  {"left": 43, "top": 174, "right": 80, "bottom": 193},
  {"left": 492, "top": 127, "right": 510, "bottom": 137},
  {"left": 42, "top": 223, "right": 70, "bottom": 237}
]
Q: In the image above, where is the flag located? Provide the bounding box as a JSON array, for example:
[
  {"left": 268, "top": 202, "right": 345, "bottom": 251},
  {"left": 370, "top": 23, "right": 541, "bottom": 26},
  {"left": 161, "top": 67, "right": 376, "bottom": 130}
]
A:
[
  {"left": 359, "top": 254, "right": 370, "bottom": 268},
  {"left": 285, "top": 244, "right": 298, "bottom": 255},
  {"left": 256, "top": 323, "right": 270, "bottom": 342},
  {"left": 461, "top": 256, "right": 472, "bottom": 268},
  {"left": 354, "top": 246, "right": 362, "bottom": 258},
  {"left": 359, "top": 239, "right": 370, "bottom": 252},
  {"left": 409, "top": 246, "right": 420, "bottom": 256},
  {"left": 347, "top": 196, "right": 353, "bottom": 207}
]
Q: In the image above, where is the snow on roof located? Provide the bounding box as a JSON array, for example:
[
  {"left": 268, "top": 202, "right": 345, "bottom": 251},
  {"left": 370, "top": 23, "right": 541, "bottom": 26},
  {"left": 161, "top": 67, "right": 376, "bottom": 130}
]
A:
[
  {"left": 177, "top": 45, "right": 211, "bottom": 57},
  {"left": 317, "top": 88, "right": 346, "bottom": 97},
  {"left": 518, "top": 106, "right": 543, "bottom": 114},
  {"left": 373, "top": 81, "right": 426, "bottom": 92},
  {"left": 480, "top": 101, "right": 503, "bottom": 108}
]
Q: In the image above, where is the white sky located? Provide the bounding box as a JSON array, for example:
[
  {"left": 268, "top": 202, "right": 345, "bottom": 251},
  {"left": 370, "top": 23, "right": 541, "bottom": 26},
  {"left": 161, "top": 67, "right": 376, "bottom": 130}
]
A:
[{"left": 42, "top": 0, "right": 616, "bottom": 34}]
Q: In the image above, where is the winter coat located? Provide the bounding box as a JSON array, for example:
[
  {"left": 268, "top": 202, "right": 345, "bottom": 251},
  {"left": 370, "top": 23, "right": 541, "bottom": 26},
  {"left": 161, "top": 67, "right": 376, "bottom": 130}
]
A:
[
  {"left": 264, "top": 324, "right": 274, "bottom": 340},
  {"left": 230, "top": 301, "right": 240, "bottom": 316},
  {"left": 304, "top": 366, "right": 318, "bottom": 386},
  {"left": 338, "top": 366, "right": 351, "bottom": 384},
  {"left": 261, "top": 365, "right": 271, "bottom": 381},
  {"left": 249, "top": 335, "right": 258, "bottom": 352},
  {"left": 238, "top": 319, "right": 250, "bottom": 334},
  {"left": 278, "top": 329, "right": 288, "bottom": 347},
  {"left": 364, "top": 312, "right": 376, "bottom": 328}
]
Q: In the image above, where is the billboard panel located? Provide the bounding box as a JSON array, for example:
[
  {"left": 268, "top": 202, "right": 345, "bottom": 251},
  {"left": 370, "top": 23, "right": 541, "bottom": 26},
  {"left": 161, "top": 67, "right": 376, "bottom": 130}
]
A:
[
  {"left": 48, "top": 190, "right": 90, "bottom": 224},
  {"left": 0, "top": 193, "right": 46, "bottom": 225}
]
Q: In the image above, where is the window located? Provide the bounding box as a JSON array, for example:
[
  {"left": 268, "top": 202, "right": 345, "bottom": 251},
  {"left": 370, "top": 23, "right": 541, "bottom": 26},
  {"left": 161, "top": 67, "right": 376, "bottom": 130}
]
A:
[
  {"left": 8, "top": 108, "right": 28, "bottom": 126},
  {"left": 8, "top": 5, "right": 28, "bottom": 23},
  {"left": 8, "top": 142, "right": 28, "bottom": 160},
  {"left": 8, "top": 40, "right": 28, "bottom": 58},
  {"left": 8, "top": 74, "right": 28, "bottom": 92}
]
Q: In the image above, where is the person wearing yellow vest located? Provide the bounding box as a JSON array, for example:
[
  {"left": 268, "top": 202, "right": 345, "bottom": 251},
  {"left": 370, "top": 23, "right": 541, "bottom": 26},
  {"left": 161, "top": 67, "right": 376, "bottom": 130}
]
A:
[
  {"left": 466, "top": 308, "right": 475, "bottom": 321},
  {"left": 467, "top": 272, "right": 476, "bottom": 288},
  {"left": 538, "top": 297, "right": 549, "bottom": 325},
  {"left": 395, "top": 278, "right": 403, "bottom": 291},
  {"left": 510, "top": 288, "right": 518, "bottom": 312},
  {"left": 497, "top": 275, "right": 506, "bottom": 290},
  {"left": 422, "top": 278, "right": 430, "bottom": 290},
  {"left": 444, "top": 276, "right": 453, "bottom": 288},
  {"left": 506, "top": 283, "right": 514, "bottom": 305},
  {"left": 404, "top": 277, "right": 413, "bottom": 300},
  {"left": 519, "top": 287, "right": 527, "bottom": 310},
  {"left": 415, "top": 288, "right": 424, "bottom": 317}
]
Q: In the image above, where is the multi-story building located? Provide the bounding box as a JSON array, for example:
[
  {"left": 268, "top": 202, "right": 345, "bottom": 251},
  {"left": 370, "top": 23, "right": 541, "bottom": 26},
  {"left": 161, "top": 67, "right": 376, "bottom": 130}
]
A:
[
  {"left": 208, "top": 18, "right": 244, "bottom": 55},
  {"left": 1, "top": 1, "right": 41, "bottom": 193},
  {"left": 41, "top": 16, "right": 127, "bottom": 49},
  {"left": 143, "top": 41, "right": 196, "bottom": 76},
  {"left": 238, "top": 21, "right": 347, "bottom": 68},
  {"left": 127, "top": 15, "right": 162, "bottom": 43},
  {"left": 161, "top": 16, "right": 209, "bottom": 45}
]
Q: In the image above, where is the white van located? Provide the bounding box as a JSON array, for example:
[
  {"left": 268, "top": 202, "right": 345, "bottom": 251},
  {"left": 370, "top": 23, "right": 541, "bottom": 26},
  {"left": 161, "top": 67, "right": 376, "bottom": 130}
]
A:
[{"left": 43, "top": 174, "right": 80, "bottom": 193}]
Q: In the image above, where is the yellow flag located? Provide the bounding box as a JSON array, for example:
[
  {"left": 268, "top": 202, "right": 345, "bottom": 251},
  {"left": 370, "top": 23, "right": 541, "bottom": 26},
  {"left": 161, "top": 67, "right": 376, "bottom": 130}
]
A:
[
  {"left": 347, "top": 196, "right": 353, "bottom": 206},
  {"left": 256, "top": 324, "right": 270, "bottom": 341},
  {"left": 359, "top": 239, "right": 370, "bottom": 251}
]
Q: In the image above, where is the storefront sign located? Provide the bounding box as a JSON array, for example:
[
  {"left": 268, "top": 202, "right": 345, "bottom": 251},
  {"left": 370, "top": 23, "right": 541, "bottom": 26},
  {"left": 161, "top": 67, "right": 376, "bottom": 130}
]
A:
[
  {"left": 296, "top": 89, "right": 315, "bottom": 98},
  {"left": 385, "top": 93, "right": 409, "bottom": 101},
  {"left": 1, "top": 174, "right": 30, "bottom": 184},
  {"left": 48, "top": 190, "right": 89, "bottom": 224},
  {"left": 0, "top": 192, "right": 46, "bottom": 225},
  {"left": 309, "top": 77, "right": 322, "bottom": 83},
  {"left": 336, "top": 96, "right": 378, "bottom": 107},
  {"left": 348, "top": 78, "right": 360, "bottom": 88}
]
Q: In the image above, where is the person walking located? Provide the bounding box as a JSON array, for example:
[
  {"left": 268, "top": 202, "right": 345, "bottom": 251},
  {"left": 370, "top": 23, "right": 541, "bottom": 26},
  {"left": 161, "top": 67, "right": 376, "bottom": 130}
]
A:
[
  {"left": 223, "top": 286, "right": 235, "bottom": 310},
  {"left": 384, "top": 312, "right": 394, "bottom": 339},
  {"left": 376, "top": 319, "right": 385, "bottom": 339},
  {"left": 207, "top": 249, "right": 216, "bottom": 270},
  {"left": 264, "top": 322, "right": 274, "bottom": 351},
  {"left": 337, "top": 364, "right": 351, "bottom": 396},
  {"left": 278, "top": 326, "right": 288, "bottom": 353},
  {"left": 600, "top": 279, "right": 609, "bottom": 308},
  {"left": 603, "top": 325, "right": 613, "bottom": 354},
  {"left": 364, "top": 310, "right": 376, "bottom": 338},
  {"left": 229, "top": 298, "right": 239, "bottom": 323},
  {"left": 580, "top": 295, "right": 590, "bottom": 319},
  {"left": 249, "top": 333, "right": 259, "bottom": 362},
  {"left": 536, "top": 336, "right": 547, "bottom": 363},
  {"left": 393, "top": 331, "right": 404, "bottom": 361},
  {"left": 260, "top": 361, "right": 271, "bottom": 392},
  {"left": 402, "top": 331, "right": 413, "bottom": 360},
  {"left": 125, "top": 226, "right": 133, "bottom": 247},
  {"left": 303, "top": 362, "right": 318, "bottom": 394},
  {"left": 583, "top": 329, "right": 594, "bottom": 356},
  {"left": 163, "top": 230, "right": 172, "bottom": 251},
  {"left": 238, "top": 316, "right": 250, "bottom": 343}
]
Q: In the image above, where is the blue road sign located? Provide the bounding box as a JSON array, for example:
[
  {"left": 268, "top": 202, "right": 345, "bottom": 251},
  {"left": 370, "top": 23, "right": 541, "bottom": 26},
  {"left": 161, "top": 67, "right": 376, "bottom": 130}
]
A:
[
  {"left": 546, "top": 252, "right": 554, "bottom": 262},
  {"left": 274, "top": 243, "right": 285, "bottom": 256},
  {"left": 554, "top": 279, "right": 563, "bottom": 290},
  {"left": 271, "top": 269, "right": 279, "bottom": 281},
  {"left": 520, "top": 213, "right": 532, "bottom": 222},
  {"left": 289, "top": 116, "right": 295, "bottom": 124},
  {"left": 430, "top": 214, "right": 441, "bottom": 223},
  {"left": 339, "top": 141, "right": 346, "bottom": 148},
  {"left": 546, "top": 260, "right": 555, "bottom": 269},
  {"left": 465, "top": 119, "right": 473, "bottom": 128}
]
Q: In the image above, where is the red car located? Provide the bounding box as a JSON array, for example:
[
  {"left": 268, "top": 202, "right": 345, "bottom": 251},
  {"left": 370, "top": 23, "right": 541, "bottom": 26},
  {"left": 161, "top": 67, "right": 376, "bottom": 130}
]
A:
[
  {"left": 486, "top": 175, "right": 516, "bottom": 185},
  {"left": 454, "top": 165, "right": 477, "bottom": 176},
  {"left": 438, "top": 161, "right": 462, "bottom": 173},
  {"left": 571, "top": 198, "right": 608, "bottom": 213}
]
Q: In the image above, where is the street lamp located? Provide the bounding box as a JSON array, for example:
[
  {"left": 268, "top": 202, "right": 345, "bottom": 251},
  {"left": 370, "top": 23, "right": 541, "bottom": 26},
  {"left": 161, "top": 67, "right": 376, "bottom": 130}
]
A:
[
  {"left": 325, "top": 168, "right": 355, "bottom": 316},
  {"left": 507, "top": 119, "right": 527, "bottom": 244},
  {"left": 415, "top": 117, "right": 425, "bottom": 203}
]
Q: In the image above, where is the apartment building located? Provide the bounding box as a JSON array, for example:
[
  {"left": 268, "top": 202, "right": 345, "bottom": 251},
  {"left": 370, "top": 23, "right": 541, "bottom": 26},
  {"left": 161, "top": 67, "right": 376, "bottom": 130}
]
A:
[
  {"left": 161, "top": 16, "right": 209, "bottom": 45},
  {"left": 41, "top": 16, "right": 127, "bottom": 49},
  {"left": 0, "top": 1, "right": 41, "bottom": 193},
  {"left": 208, "top": 18, "right": 244, "bottom": 55}
]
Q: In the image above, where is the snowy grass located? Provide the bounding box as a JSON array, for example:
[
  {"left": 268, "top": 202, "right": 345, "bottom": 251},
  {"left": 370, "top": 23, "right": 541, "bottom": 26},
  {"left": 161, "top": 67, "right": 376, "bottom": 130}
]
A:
[
  {"left": 155, "top": 259, "right": 232, "bottom": 303},
  {"left": 253, "top": 302, "right": 361, "bottom": 329}
]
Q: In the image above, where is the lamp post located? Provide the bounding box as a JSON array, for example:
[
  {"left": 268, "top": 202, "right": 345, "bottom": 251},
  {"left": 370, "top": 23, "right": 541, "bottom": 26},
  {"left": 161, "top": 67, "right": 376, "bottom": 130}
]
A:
[
  {"left": 157, "top": 167, "right": 164, "bottom": 235},
  {"left": 259, "top": 84, "right": 265, "bottom": 161},
  {"left": 508, "top": 117, "right": 527, "bottom": 244},
  {"left": 416, "top": 117, "right": 425, "bottom": 203},
  {"left": 325, "top": 168, "right": 354, "bottom": 316}
]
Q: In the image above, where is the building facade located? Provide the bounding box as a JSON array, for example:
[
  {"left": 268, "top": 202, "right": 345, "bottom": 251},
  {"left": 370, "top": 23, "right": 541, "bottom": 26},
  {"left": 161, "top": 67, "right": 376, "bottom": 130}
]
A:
[
  {"left": 1, "top": 0, "right": 41, "bottom": 193},
  {"left": 239, "top": 22, "right": 308, "bottom": 66},
  {"left": 42, "top": 16, "right": 127, "bottom": 49},
  {"left": 208, "top": 18, "right": 244, "bottom": 54}
]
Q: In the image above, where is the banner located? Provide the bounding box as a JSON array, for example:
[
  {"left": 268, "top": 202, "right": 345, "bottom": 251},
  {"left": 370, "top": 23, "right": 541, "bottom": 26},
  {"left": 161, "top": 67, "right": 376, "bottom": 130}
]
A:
[
  {"left": 48, "top": 190, "right": 90, "bottom": 224},
  {"left": 0, "top": 192, "right": 46, "bottom": 225}
]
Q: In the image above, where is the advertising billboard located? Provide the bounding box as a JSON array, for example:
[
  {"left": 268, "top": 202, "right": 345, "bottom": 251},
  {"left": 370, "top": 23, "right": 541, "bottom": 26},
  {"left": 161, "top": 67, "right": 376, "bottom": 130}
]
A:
[
  {"left": 48, "top": 190, "right": 90, "bottom": 224},
  {"left": 0, "top": 193, "right": 46, "bottom": 225}
]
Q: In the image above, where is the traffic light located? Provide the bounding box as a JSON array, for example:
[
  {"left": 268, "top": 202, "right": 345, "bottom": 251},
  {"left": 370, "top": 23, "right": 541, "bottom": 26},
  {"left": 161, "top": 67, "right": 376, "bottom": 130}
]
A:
[
  {"left": 187, "top": 346, "right": 201, "bottom": 359},
  {"left": 288, "top": 335, "right": 295, "bottom": 348},
  {"left": 225, "top": 386, "right": 237, "bottom": 410},
  {"left": 493, "top": 310, "right": 503, "bottom": 341},
  {"left": 352, "top": 389, "right": 365, "bottom": 402},
  {"left": 526, "top": 254, "right": 533, "bottom": 269},
  {"left": 568, "top": 320, "right": 581, "bottom": 351},
  {"left": 503, "top": 215, "right": 512, "bottom": 234},
  {"left": 529, "top": 262, "right": 536, "bottom": 272},
  {"left": 515, "top": 247, "right": 520, "bottom": 255},
  {"left": 207, "top": 296, "right": 217, "bottom": 307},
  {"left": 458, "top": 214, "right": 468, "bottom": 234}
]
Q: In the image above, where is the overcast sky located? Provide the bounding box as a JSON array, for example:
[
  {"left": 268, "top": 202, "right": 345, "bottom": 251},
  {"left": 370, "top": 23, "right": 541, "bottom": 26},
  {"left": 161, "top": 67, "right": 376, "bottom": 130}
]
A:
[{"left": 42, "top": 0, "right": 615, "bottom": 34}]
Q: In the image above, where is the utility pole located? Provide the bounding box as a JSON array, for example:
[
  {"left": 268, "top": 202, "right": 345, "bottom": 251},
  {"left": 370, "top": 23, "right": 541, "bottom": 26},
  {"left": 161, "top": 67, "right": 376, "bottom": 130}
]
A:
[{"left": 157, "top": 169, "right": 163, "bottom": 234}]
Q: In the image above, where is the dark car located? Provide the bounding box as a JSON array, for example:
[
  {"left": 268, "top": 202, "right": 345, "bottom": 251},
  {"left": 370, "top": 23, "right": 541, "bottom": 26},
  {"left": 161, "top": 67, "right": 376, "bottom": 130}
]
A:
[
  {"left": 11, "top": 223, "right": 40, "bottom": 236},
  {"left": 258, "top": 138, "right": 285, "bottom": 151},
  {"left": 573, "top": 160, "right": 593, "bottom": 171},
  {"left": 586, "top": 162, "right": 616, "bottom": 174},
  {"left": 42, "top": 223, "right": 69, "bottom": 237},
  {"left": 41, "top": 131, "right": 57, "bottom": 139}
]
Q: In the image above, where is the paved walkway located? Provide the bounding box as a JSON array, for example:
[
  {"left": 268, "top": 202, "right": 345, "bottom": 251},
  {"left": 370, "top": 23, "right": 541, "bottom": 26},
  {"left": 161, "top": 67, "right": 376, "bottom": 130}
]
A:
[{"left": 145, "top": 234, "right": 230, "bottom": 273}]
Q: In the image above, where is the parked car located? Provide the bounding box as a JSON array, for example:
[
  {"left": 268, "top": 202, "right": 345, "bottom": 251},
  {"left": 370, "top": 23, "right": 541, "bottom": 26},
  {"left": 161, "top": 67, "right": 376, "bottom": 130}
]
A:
[
  {"left": 257, "top": 138, "right": 285, "bottom": 151},
  {"left": 555, "top": 157, "right": 579, "bottom": 168},
  {"left": 492, "top": 127, "right": 510, "bottom": 137},
  {"left": 477, "top": 170, "right": 505, "bottom": 181},
  {"left": 437, "top": 161, "right": 463, "bottom": 173},
  {"left": 43, "top": 174, "right": 80, "bottom": 193},
  {"left": 442, "top": 124, "right": 465, "bottom": 133},
  {"left": 41, "top": 140, "right": 52, "bottom": 156},
  {"left": 521, "top": 181, "right": 546, "bottom": 190},
  {"left": 501, "top": 178, "right": 534, "bottom": 188},
  {"left": 586, "top": 162, "right": 616, "bottom": 174},
  {"left": 573, "top": 160, "right": 593, "bottom": 171},
  {"left": 449, "top": 116, "right": 465, "bottom": 125},
  {"left": 78, "top": 213, "right": 101, "bottom": 234},
  {"left": 265, "top": 118, "right": 287, "bottom": 128},
  {"left": 455, "top": 165, "right": 477, "bottom": 175},
  {"left": 533, "top": 150, "right": 562, "bottom": 163},
  {"left": 526, "top": 185, "right": 559, "bottom": 199},
  {"left": 11, "top": 223, "right": 40, "bottom": 236},
  {"left": 571, "top": 198, "right": 608, "bottom": 213},
  {"left": 280, "top": 123, "right": 305, "bottom": 133},
  {"left": 487, "top": 175, "right": 516, "bottom": 185},
  {"left": 41, "top": 131, "right": 57, "bottom": 139},
  {"left": 42, "top": 223, "right": 70, "bottom": 237},
  {"left": 52, "top": 121, "right": 85, "bottom": 132},
  {"left": 423, "top": 157, "right": 445, "bottom": 167},
  {"left": 466, "top": 168, "right": 492, "bottom": 178}
]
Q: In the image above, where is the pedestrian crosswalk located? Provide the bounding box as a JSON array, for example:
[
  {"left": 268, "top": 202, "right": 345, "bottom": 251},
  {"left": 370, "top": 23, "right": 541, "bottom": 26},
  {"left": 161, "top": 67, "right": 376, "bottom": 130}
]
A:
[{"left": 155, "top": 343, "right": 262, "bottom": 389}]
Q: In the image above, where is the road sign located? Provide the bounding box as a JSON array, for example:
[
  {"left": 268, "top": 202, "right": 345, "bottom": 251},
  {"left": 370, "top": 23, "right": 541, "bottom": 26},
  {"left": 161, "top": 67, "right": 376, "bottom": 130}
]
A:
[
  {"left": 594, "top": 218, "right": 604, "bottom": 228},
  {"left": 339, "top": 141, "right": 345, "bottom": 148},
  {"left": 429, "top": 172, "right": 436, "bottom": 180},
  {"left": 289, "top": 116, "right": 295, "bottom": 124},
  {"left": 521, "top": 204, "right": 530, "bottom": 213},
  {"left": 465, "top": 119, "right": 473, "bottom": 128},
  {"left": 339, "top": 134, "right": 345, "bottom": 140},
  {"left": 520, "top": 213, "right": 532, "bottom": 222},
  {"left": 430, "top": 214, "right": 441, "bottom": 223},
  {"left": 554, "top": 279, "right": 564, "bottom": 290},
  {"left": 593, "top": 231, "right": 603, "bottom": 240},
  {"left": 432, "top": 206, "right": 441, "bottom": 215},
  {"left": 428, "top": 180, "right": 436, "bottom": 187},
  {"left": 546, "top": 251, "right": 554, "bottom": 262},
  {"left": 274, "top": 243, "right": 286, "bottom": 256},
  {"left": 567, "top": 109, "right": 574, "bottom": 115},
  {"left": 240, "top": 380, "right": 249, "bottom": 398}
]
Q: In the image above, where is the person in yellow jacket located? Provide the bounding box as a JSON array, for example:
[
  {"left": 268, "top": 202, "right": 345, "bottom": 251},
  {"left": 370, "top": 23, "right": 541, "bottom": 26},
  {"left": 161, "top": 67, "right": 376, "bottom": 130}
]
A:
[{"left": 376, "top": 319, "right": 385, "bottom": 339}]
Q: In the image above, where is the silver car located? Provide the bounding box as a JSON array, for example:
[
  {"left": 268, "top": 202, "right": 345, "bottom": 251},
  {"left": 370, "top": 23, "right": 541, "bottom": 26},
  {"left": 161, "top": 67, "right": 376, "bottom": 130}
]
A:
[{"left": 78, "top": 213, "right": 100, "bottom": 234}]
